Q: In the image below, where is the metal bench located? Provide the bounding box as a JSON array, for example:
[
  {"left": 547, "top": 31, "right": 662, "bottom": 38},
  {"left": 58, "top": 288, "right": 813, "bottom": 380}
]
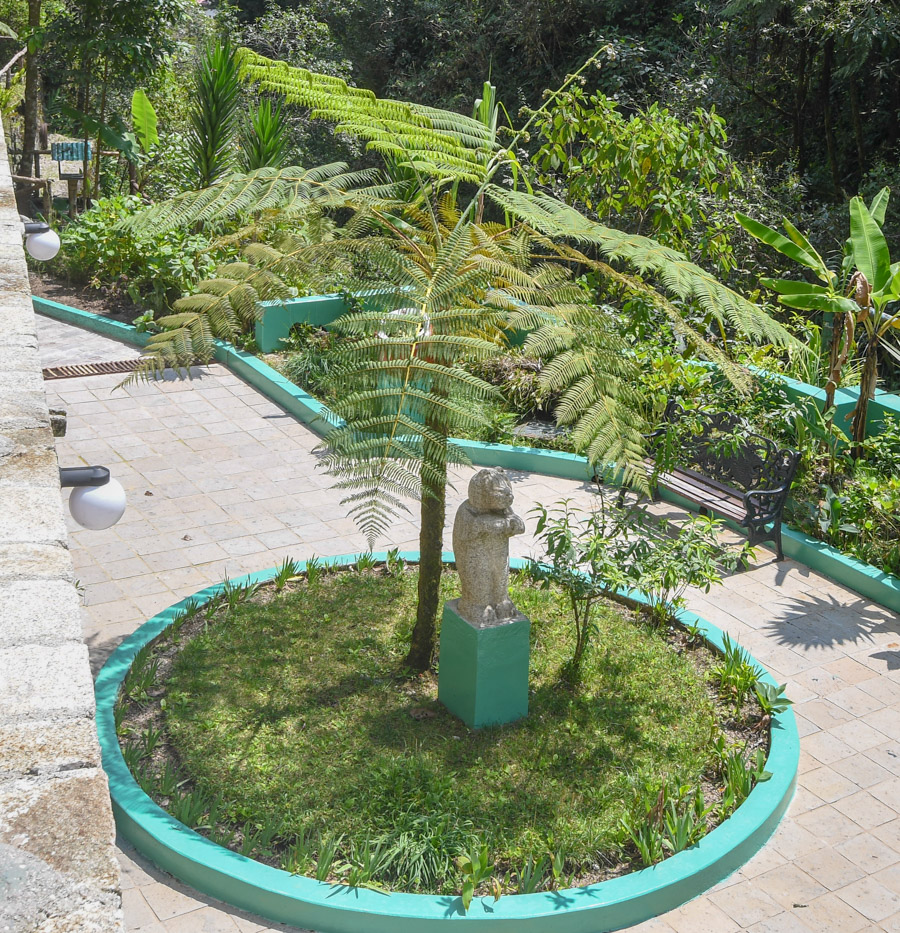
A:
[{"left": 646, "top": 399, "right": 800, "bottom": 560}]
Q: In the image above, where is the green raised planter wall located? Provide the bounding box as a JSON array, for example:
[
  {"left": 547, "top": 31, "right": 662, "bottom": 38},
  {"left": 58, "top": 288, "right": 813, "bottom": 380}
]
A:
[
  {"left": 751, "top": 366, "right": 900, "bottom": 437},
  {"left": 33, "top": 296, "right": 151, "bottom": 347},
  {"left": 255, "top": 290, "right": 413, "bottom": 352},
  {"left": 96, "top": 553, "right": 798, "bottom": 933},
  {"left": 33, "top": 298, "right": 900, "bottom": 615},
  {"left": 251, "top": 293, "right": 900, "bottom": 436},
  {"left": 253, "top": 292, "right": 528, "bottom": 353},
  {"left": 255, "top": 294, "right": 352, "bottom": 352}
]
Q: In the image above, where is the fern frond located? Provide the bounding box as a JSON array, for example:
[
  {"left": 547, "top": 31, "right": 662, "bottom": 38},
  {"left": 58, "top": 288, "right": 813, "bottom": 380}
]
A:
[
  {"left": 124, "top": 164, "right": 375, "bottom": 234},
  {"left": 485, "top": 185, "right": 802, "bottom": 354},
  {"left": 236, "top": 49, "right": 499, "bottom": 181}
]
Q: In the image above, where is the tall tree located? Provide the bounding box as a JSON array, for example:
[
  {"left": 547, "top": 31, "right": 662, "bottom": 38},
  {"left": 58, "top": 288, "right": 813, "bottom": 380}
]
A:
[
  {"left": 43, "top": 0, "right": 186, "bottom": 193},
  {"left": 15, "top": 0, "right": 40, "bottom": 179},
  {"left": 711, "top": 0, "right": 900, "bottom": 193}
]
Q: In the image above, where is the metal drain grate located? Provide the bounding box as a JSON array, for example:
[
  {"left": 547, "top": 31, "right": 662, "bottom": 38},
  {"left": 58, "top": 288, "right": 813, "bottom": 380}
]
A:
[{"left": 42, "top": 359, "right": 143, "bottom": 380}]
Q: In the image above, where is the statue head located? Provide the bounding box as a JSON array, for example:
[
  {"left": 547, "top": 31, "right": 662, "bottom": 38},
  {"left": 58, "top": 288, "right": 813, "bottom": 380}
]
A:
[{"left": 467, "top": 468, "right": 514, "bottom": 513}]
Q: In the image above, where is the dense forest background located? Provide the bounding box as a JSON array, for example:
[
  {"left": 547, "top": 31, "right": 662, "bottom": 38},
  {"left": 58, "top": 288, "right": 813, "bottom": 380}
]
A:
[
  {"left": 2, "top": 0, "right": 897, "bottom": 247},
  {"left": 226, "top": 0, "right": 900, "bottom": 238}
]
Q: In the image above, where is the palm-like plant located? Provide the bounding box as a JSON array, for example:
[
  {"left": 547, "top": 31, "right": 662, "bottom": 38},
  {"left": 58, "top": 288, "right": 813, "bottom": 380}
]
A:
[
  {"left": 126, "top": 50, "right": 797, "bottom": 670},
  {"left": 241, "top": 97, "right": 288, "bottom": 171},
  {"left": 739, "top": 188, "right": 900, "bottom": 453},
  {"left": 187, "top": 39, "right": 241, "bottom": 189}
]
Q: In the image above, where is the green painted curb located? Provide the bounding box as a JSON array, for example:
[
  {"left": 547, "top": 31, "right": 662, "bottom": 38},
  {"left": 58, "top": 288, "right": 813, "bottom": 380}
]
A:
[
  {"left": 252, "top": 293, "right": 900, "bottom": 434},
  {"left": 33, "top": 296, "right": 151, "bottom": 347},
  {"left": 34, "top": 298, "right": 900, "bottom": 615},
  {"left": 96, "top": 553, "right": 798, "bottom": 933}
]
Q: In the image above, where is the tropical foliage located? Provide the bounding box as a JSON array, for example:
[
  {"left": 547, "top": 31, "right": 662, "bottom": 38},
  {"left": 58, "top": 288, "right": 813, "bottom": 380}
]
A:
[
  {"left": 187, "top": 39, "right": 242, "bottom": 189},
  {"left": 531, "top": 89, "right": 744, "bottom": 274},
  {"left": 739, "top": 188, "right": 900, "bottom": 450}
]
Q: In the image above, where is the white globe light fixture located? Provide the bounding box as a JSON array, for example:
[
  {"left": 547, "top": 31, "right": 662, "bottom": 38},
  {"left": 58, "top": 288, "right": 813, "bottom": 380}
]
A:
[
  {"left": 60, "top": 466, "right": 127, "bottom": 530},
  {"left": 24, "top": 222, "right": 61, "bottom": 261}
]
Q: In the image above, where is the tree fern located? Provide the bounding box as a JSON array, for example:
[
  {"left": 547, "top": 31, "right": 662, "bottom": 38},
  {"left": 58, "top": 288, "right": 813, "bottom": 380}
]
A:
[
  {"left": 484, "top": 186, "right": 801, "bottom": 353},
  {"left": 124, "top": 163, "right": 375, "bottom": 234},
  {"left": 126, "top": 51, "right": 801, "bottom": 669},
  {"left": 236, "top": 48, "right": 498, "bottom": 183}
]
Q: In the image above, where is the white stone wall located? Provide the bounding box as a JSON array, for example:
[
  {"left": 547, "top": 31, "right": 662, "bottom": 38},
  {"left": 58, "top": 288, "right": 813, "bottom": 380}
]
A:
[{"left": 0, "top": 120, "right": 123, "bottom": 932}]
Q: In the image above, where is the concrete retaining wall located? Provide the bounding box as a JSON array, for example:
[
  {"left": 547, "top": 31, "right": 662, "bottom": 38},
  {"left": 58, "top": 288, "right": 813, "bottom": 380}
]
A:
[{"left": 0, "top": 121, "right": 122, "bottom": 931}]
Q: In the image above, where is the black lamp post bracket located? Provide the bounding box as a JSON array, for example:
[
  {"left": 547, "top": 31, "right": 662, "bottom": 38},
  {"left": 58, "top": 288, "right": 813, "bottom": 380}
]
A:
[{"left": 59, "top": 466, "right": 111, "bottom": 488}]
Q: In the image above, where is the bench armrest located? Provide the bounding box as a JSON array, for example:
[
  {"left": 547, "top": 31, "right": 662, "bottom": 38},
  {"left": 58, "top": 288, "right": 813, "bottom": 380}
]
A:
[{"left": 743, "top": 486, "right": 790, "bottom": 525}]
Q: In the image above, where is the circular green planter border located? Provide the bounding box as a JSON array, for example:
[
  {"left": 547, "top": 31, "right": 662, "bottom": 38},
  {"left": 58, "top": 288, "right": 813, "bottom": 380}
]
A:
[{"left": 96, "top": 552, "right": 798, "bottom": 933}]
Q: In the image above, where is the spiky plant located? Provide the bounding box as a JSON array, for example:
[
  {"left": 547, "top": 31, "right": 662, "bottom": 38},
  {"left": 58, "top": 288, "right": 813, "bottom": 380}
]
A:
[
  {"left": 241, "top": 97, "right": 289, "bottom": 171},
  {"left": 187, "top": 39, "right": 241, "bottom": 189},
  {"left": 125, "top": 50, "right": 799, "bottom": 670}
]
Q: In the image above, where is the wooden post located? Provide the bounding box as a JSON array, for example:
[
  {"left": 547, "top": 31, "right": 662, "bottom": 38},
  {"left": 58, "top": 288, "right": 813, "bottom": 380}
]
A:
[{"left": 67, "top": 179, "right": 78, "bottom": 218}]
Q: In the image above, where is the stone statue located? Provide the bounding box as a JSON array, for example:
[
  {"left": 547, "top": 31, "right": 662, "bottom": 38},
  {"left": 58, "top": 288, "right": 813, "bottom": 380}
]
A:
[{"left": 452, "top": 468, "right": 525, "bottom": 627}]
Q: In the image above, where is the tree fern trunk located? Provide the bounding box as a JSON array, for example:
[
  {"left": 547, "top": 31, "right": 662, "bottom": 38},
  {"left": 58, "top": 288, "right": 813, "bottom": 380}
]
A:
[{"left": 406, "top": 439, "right": 447, "bottom": 672}]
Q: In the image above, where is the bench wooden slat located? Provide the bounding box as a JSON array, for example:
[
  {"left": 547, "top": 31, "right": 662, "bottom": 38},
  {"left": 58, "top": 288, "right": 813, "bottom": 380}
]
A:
[{"left": 657, "top": 471, "right": 745, "bottom": 521}]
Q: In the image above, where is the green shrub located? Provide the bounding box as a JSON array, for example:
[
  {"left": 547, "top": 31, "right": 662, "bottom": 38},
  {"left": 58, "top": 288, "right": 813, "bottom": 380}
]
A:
[
  {"left": 466, "top": 351, "right": 553, "bottom": 416},
  {"left": 57, "top": 195, "right": 220, "bottom": 311},
  {"left": 279, "top": 324, "right": 343, "bottom": 398}
]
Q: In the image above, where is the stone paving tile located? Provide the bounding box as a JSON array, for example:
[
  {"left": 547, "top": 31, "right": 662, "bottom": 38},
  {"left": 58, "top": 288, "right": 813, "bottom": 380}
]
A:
[
  {"left": 836, "top": 875, "right": 900, "bottom": 922},
  {"left": 795, "top": 892, "right": 870, "bottom": 932},
  {"left": 37, "top": 314, "right": 142, "bottom": 368},
  {"left": 40, "top": 315, "right": 900, "bottom": 932}
]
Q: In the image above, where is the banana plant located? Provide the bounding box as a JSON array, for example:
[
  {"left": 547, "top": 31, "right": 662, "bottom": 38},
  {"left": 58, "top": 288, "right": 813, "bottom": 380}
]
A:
[
  {"left": 127, "top": 88, "right": 159, "bottom": 192},
  {"left": 738, "top": 188, "right": 900, "bottom": 453}
]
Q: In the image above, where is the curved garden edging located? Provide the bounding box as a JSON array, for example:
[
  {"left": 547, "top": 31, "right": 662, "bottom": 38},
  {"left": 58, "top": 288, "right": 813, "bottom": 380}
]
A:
[
  {"left": 33, "top": 294, "right": 900, "bottom": 615},
  {"left": 96, "top": 552, "right": 799, "bottom": 933}
]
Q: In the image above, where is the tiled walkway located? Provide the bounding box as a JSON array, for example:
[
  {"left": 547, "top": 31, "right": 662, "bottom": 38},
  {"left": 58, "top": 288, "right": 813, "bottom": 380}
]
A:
[{"left": 37, "top": 314, "right": 900, "bottom": 932}]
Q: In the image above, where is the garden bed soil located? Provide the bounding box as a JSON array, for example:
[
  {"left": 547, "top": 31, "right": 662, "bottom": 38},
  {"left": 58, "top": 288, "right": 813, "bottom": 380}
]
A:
[
  {"left": 117, "top": 563, "right": 770, "bottom": 898},
  {"left": 30, "top": 271, "right": 146, "bottom": 325}
]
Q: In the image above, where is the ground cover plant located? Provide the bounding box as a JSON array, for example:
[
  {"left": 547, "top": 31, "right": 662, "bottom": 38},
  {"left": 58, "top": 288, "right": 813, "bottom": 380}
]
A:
[{"left": 117, "top": 557, "right": 777, "bottom": 902}]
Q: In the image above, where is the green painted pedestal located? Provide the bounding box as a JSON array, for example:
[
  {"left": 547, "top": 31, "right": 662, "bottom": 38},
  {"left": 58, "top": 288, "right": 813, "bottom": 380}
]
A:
[{"left": 437, "top": 599, "right": 530, "bottom": 728}]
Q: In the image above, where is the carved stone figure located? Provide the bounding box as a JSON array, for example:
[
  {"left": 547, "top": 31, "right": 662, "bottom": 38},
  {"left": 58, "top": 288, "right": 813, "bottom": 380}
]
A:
[{"left": 452, "top": 468, "right": 525, "bottom": 627}]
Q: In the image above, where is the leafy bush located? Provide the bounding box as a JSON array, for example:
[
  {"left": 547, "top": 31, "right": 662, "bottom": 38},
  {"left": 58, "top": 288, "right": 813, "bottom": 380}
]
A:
[
  {"left": 712, "top": 636, "right": 763, "bottom": 711},
  {"left": 863, "top": 415, "right": 900, "bottom": 477},
  {"left": 799, "top": 474, "right": 900, "bottom": 577},
  {"left": 531, "top": 89, "right": 744, "bottom": 274},
  {"left": 57, "top": 195, "right": 220, "bottom": 311},
  {"left": 466, "top": 351, "right": 553, "bottom": 416},
  {"left": 278, "top": 324, "right": 343, "bottom": 398},
  {"left": 530, "top": 499, "right": 748, "bottom": 680}
]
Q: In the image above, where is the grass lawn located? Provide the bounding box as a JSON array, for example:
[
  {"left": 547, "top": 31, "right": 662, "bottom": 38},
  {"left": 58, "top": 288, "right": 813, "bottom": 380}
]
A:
[{"left": 123, "top": 565, "right": 731, "bottom": 894}]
